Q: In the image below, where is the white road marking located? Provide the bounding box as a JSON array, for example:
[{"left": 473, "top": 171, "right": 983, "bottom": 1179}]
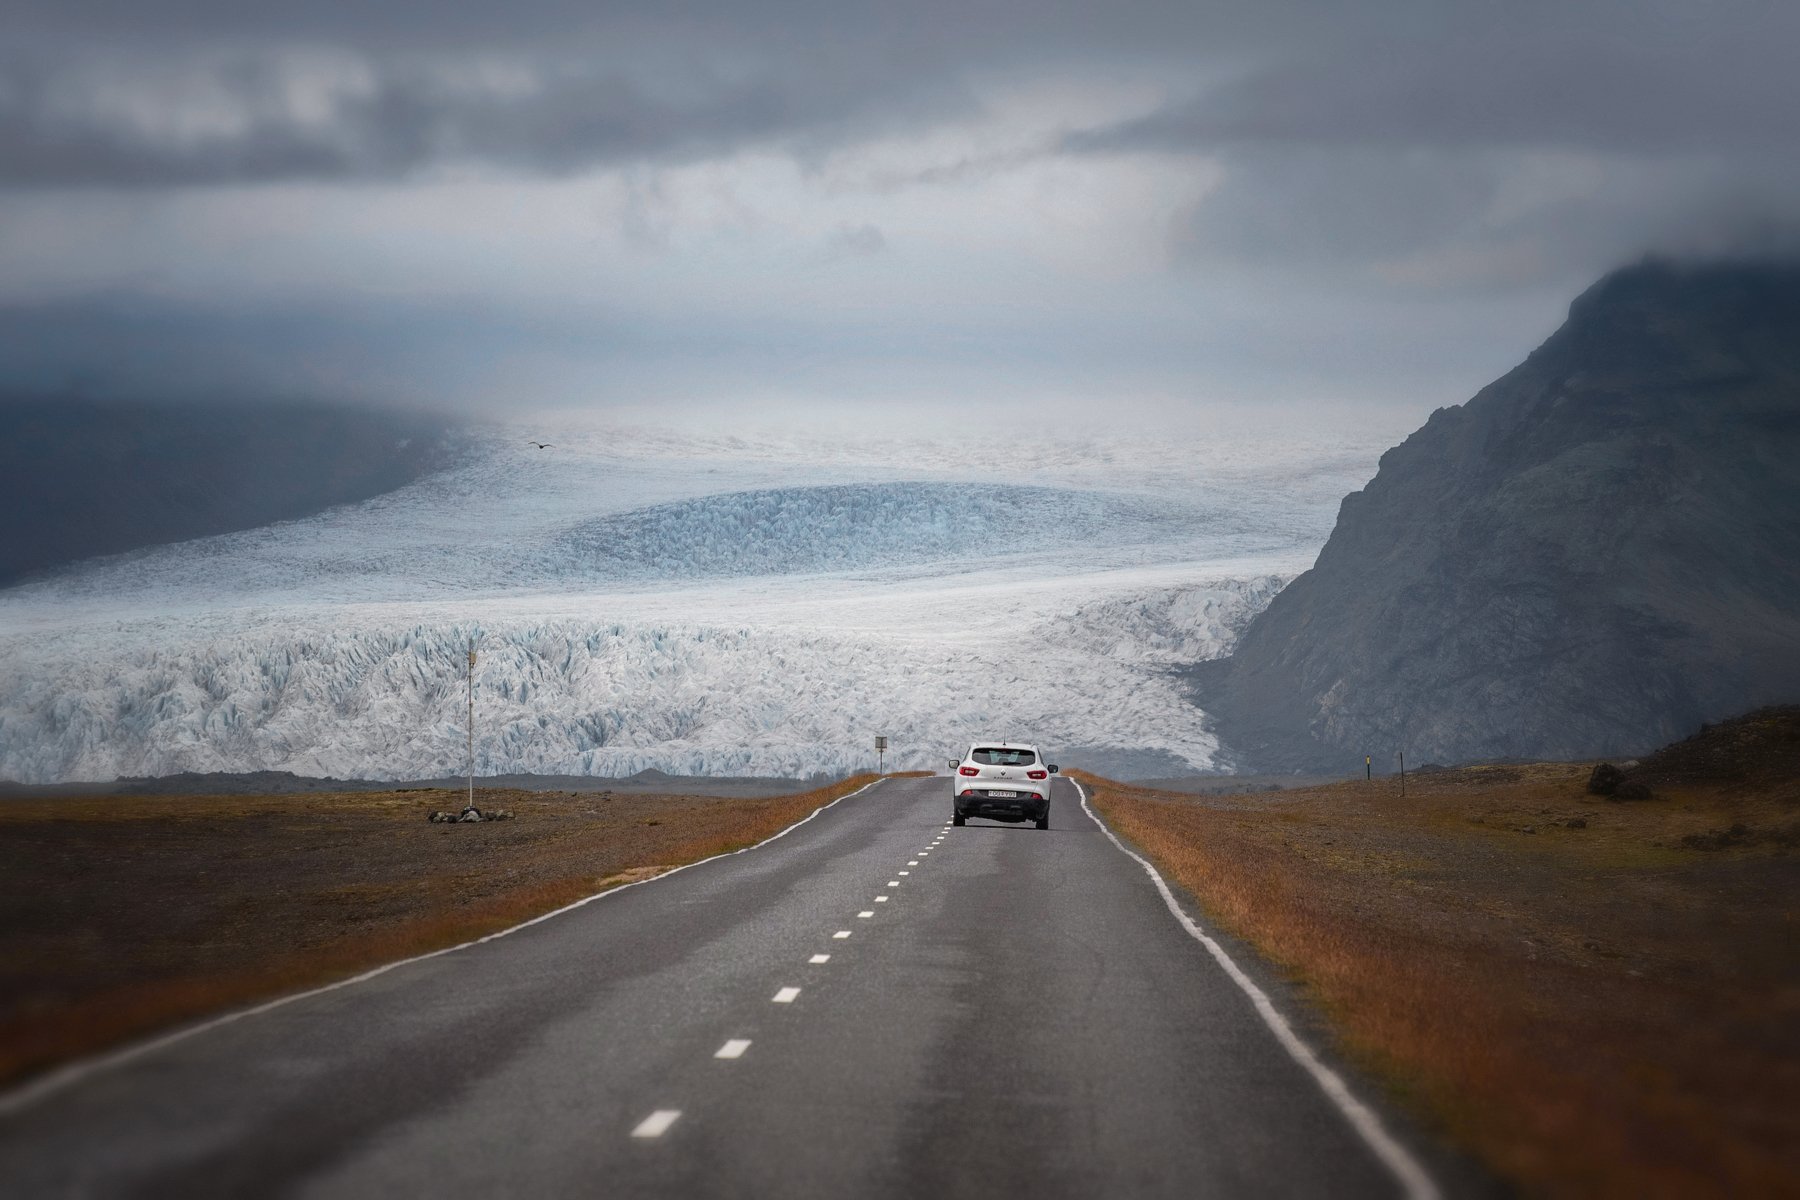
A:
[
  {"left": 1073, "top": 781, "right": 1442, "bottom": 1200},
  {"left": 715, "top": 1040, "right": 751, "bottom": 1060},
  {"left": 858, "top": 911, "right": 874, "bottom": 918},
  {"left": 810, "top": 954, "right": 831, "bottom": 964},
  {"left": 907, "top": 860, "right": 918, "bottom": 866},
  {"left": 875, "top": 896, "right": 889, "bottom": 902},
  {"left": 631, "top": 1110, "right": 682, "bottom": 1139},
  {"left": 833, "top": 930, "right": 851, "bottom": 939},
  {"left": 772, "top": 987, "right": 801, "bottom": 1004},
  {"left": 887, "top": 881, "right": 900, "bottom": 887},
  {"left": 0, "top": 778, "right": 895, "bottom": 1119},
  {"left": 898, "top": 871, "right": 909, "bottom": 876}
]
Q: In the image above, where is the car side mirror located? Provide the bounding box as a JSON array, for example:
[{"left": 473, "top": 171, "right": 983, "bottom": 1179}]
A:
[
  {"left": 948, "top": 759, "right": 960, "bottom": 771},
  {"left": 1048, "top": 764, "right": 1059, "bottom": 774}
]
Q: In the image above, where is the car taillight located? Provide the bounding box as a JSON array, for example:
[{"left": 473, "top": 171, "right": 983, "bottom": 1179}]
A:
[
  {"left": 958, "top": 766, "right": 979, "bottom": 776},
  {"left": 1027, "top": 770, "right": 1047, "bottom": 780}
]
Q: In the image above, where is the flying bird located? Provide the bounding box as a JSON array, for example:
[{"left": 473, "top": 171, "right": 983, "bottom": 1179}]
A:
[{"left": 527, "top": 441, "right": 553, "bottom": 449}]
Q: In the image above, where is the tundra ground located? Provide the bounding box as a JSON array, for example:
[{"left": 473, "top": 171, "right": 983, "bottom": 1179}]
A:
[
  {"left": 1083, "top": 710, "right": 1799, "bottom": 1197},
  {"left": 0, "top": 775, "right": 905, "bottom": 1088}
]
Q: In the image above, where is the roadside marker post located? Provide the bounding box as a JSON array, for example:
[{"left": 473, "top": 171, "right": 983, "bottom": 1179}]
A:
[
  {"left": 1365, "top": 755, "right": 1371, "bottom": 783},
  {"left": 875, "top": 735, "right": 888, "bottom": 773}
]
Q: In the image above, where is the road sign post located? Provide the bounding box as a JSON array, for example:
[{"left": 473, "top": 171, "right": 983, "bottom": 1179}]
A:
[{"left": 875, "top": 735, "right": 888, "bottom": 773}]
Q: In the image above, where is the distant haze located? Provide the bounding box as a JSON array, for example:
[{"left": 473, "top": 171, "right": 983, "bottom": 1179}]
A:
[{"left": 3, "top": 1, "right": 1799, "bottom": 420}]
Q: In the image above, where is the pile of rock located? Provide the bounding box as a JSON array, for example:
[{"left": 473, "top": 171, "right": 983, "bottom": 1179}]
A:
[
  {"left": 1585, "top": 763, "right": 1653, "bottom": 801},
  {"left": 427, "top": 808, "right": 515, "bottom": 823}
]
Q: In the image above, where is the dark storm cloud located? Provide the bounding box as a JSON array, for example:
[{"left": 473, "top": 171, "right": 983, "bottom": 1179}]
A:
[
  {"left": 8, "top": 1, "right": 1793, "bottom": 189},
  {"left": 1169, "top": 150, "right": 1501, "bottom": 267},
  {"left": 1055, "top": 3, "right": 1800, "bottom": 286},
  {"left": 2, "top": 0, "right": 1795, "bottom": 417},
  {"left": 0, "top": 0, "right": 1363, "bottom": 188},
  {"left": 0, "top": 53, "right": 968, "bottom": 187},
  {"left": 1070, "top": 29, "right": 1800, "bottom": 156}
]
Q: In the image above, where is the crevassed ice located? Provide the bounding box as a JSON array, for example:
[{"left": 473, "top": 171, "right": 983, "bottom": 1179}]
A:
[
  {"left": 0, "top": 577, "right": 1282, "bottom": 783},
  {"left": 0, "top": 426, "right": 1389, "bottom": 783}
]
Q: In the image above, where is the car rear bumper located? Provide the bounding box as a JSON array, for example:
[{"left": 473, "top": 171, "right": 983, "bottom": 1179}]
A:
[{"left": 953, "top": 788, "right": 1048, "bottom": 822}]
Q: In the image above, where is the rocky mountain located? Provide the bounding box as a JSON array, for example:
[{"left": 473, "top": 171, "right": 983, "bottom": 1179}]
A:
[{"left": 1192, "top": 260, "right": 1800, "bottom": 771}]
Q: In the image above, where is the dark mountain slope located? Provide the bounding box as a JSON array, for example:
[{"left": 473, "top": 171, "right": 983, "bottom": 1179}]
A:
[
  {"left": 1194, "top": 260, "right": 1800, "bottom": 771},
  {"left": 0, "top": 398, "right": 454, "bottom": 586}
]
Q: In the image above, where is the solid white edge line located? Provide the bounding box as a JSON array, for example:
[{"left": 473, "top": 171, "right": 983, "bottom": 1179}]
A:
[
  {"left": 631, "top": 1109, "right": 682, "bottom": 1138},
  {"left": 0, "top": 776, "right": 891, "bottom": 1118},
  {"left": 1073, "top": 780, "right": 1441, "bottom": 1200}
]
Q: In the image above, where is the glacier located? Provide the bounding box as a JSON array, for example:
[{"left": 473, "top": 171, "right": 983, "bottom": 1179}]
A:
[{"left": 0, "top": 416, "right": 1402, "bottom": 782}]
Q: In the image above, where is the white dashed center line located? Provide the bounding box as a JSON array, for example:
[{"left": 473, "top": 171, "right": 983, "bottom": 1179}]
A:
[
  {"left": 715, "top": 1039, "right": 751, "bottom": 1060},
  {"left": 907, "top": 861, "right": 918, "bottom": 866},
  {"left": 857, "top": 911, "right": 874, "bottom": 918},
  {"left": 887, "top": 881, "right": 900, "bottom": 887},
  {"left": 810, "top": 953, "right": 831, "bottom": 964},
  {"left": 875, "top": 896, "right": 889, "bottom": 902},
  {"left": 772, "top": 986, "right": 801, "bottom": 1004},
  {"left": 898, "top": 871, "right": 909, "bottom": 876},
  {"left": 833, "top": 930, "right": 851, "bottom": 939},
  {"left": 631, "top": 1110, "right": 681, "bottom": 1139}
]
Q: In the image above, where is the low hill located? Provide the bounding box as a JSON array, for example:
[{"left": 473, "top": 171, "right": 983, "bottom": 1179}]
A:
[
  {"left": 1626, "top": 704, "right": 1800, "bottom": 798},
  {"left": 0, "top": 397, "right": 454, "bottom": 586},
  {"left": 1194, "top": 260, "right": 1800, "bottom": 770}
]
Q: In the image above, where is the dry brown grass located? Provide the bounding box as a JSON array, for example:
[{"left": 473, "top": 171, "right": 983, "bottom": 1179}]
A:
[
  {"left": 1081, "top": 763, "right": 1800, "bottom": 1198},
  {"left": 0, "top": 774, "right": 879, "bottom": 1089}
]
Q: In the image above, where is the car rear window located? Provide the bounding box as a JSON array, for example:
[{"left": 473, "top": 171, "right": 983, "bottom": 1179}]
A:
[{"left": 972, "top": 747, "right": 1036, "bottom": 766}]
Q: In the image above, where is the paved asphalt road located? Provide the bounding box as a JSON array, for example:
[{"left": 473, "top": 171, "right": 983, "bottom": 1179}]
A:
[{"left": 1, "top": 776, "right": 1463, "bottom": 1198}]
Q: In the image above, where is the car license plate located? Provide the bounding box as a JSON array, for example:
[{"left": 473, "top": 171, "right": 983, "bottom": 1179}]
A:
[{"left": 987, "top": 789, "right": 1015, "bottom": 799}]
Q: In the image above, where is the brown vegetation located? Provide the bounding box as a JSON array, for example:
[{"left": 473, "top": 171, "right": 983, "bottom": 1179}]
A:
[
  {"left": 1080, "top": 712, "right": 1800, "bottom": 1198},
  {"left": 0, "top": 774, "right": 888, "bottom": 1089}
]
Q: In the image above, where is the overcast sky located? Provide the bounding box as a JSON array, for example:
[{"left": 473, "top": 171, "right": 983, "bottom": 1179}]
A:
[{"left": 2, "top": 0, "right": 1796, "bottom": 425}]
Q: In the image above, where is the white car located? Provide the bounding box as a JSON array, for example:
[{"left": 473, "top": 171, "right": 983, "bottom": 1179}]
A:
[{"left": 949, "top": 741, "right": 1058, "bottom": 829}]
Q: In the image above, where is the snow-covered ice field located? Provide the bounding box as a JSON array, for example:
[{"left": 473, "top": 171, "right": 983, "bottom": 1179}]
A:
[{"left": 0, "top": 414, "right": 1406, "bottom": 782}]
